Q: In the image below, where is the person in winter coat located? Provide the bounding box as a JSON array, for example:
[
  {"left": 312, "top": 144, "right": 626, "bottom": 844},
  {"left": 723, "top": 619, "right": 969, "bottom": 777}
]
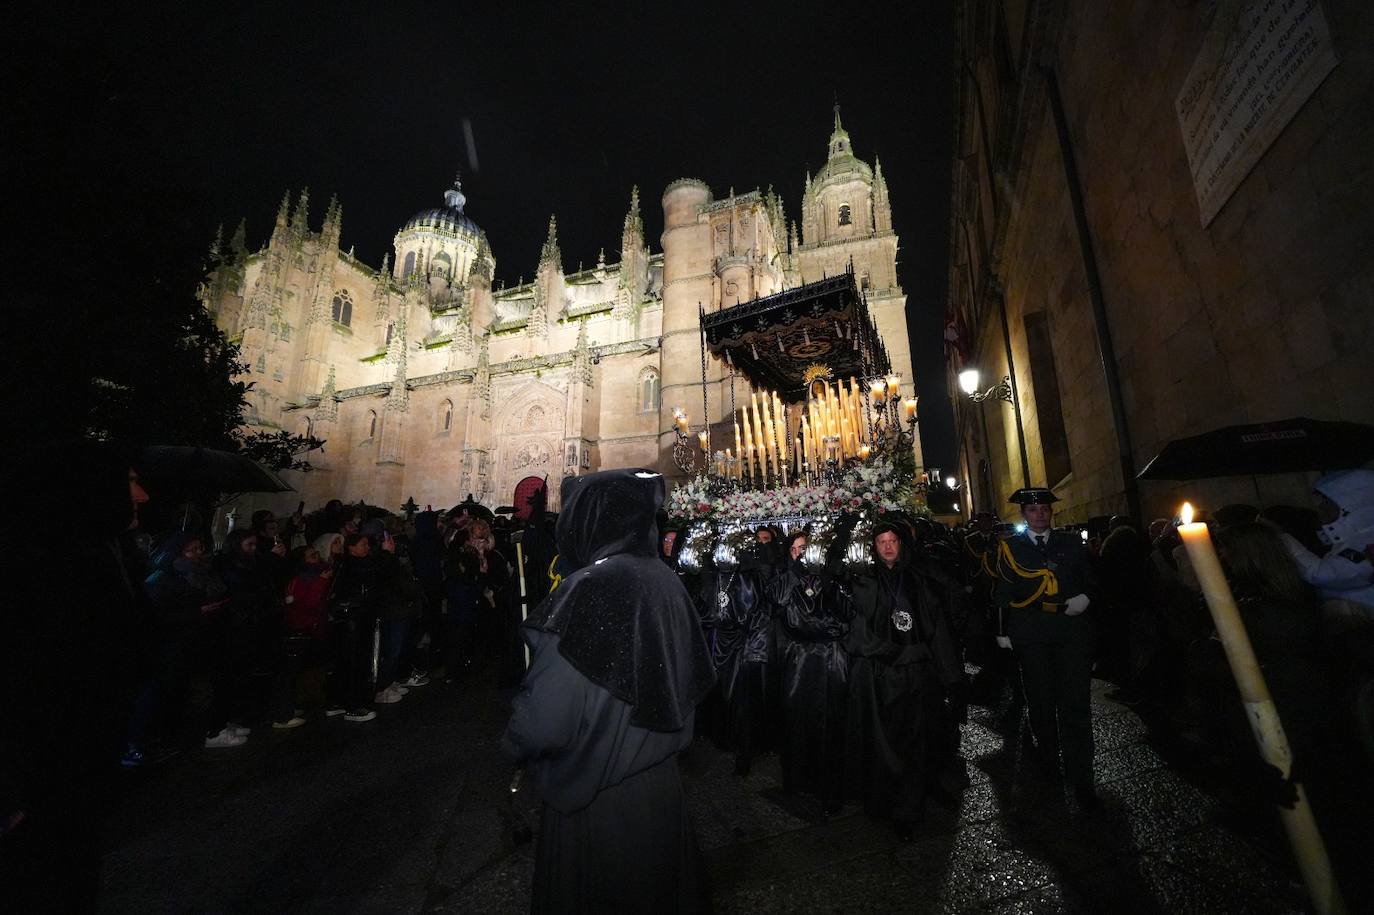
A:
[
  {"left": 326, "top": 531, "right": 398, "bottom": 721},
  {"left": 409, "top": 511, "right": 445, "bottom": 681},
  {"left": 442, "top": 517, "right": 509, "bottom": 680},
  {"left": 136, "top": 531, "right": 236, "bottom": 753},
  {"left": 284, "top": 544, "right": 333, "bottom": 641}
]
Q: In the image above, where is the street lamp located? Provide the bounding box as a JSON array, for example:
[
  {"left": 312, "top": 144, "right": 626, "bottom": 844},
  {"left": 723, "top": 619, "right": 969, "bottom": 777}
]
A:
[
  {"left": 944, "top": 476, "right": 957, "bottom": 489},
  {"left": 959, "top": 367, "right": 1013, "bottom": 404}
]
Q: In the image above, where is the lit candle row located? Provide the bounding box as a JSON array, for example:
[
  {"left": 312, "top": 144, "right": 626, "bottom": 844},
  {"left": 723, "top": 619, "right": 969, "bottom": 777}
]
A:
[{"left": 729, "top": 389, "right": 790, "bottom": 485}]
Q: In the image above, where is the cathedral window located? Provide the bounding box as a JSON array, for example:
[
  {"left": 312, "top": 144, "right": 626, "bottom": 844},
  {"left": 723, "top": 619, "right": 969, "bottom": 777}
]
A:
[
  {"left": 386, "top": 323, "right": 395, "bottom": 345},
  {"left": 367, "top": 410, "right": 377, "bottom": 440},
  {"left": 332, "top": 290, "right": 354, "bottom": 326},
  {"left": 838, "top": 204, "right": 852, "bottom": 227},
  {"left": 402, "top": 251, "right": 417, "bottom": 280},
  {"left": 439, "top": 399, "right": 453, "bottom": 433},
  {"left": 639, "top": 369, "right": 660, "bottom": 413}
]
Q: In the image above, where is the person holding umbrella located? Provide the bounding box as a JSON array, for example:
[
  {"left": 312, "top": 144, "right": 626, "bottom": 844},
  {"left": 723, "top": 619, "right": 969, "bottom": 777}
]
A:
[{"left": 994, "top": 487, "right": 1099, "bottom": 809}]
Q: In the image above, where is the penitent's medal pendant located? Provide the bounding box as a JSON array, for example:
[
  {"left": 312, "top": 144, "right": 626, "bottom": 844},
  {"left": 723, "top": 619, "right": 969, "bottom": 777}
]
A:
[
  {"left": 804, "top": 585, "right": 816, "bottom": 597},
  {"left": 718, "top": 591, "right": 731, "bottom": 609},
  {"left": 892, "top": 609, "right": 913, "bottom": 632}
]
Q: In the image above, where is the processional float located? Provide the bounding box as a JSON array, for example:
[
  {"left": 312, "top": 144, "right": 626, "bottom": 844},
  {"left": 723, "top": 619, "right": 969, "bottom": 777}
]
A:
[{"left": 667, "top": 266, "right": 928, "bottom": 573}]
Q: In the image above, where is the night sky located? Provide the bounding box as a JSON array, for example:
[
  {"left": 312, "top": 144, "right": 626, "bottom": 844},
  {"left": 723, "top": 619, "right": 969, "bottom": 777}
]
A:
[{"left": 13, "top": 2, "right": 957, "bottom": 469}]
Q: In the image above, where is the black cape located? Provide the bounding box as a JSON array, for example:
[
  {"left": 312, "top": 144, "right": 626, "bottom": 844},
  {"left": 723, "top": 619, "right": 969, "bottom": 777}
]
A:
[{"left": 525, "top": 469, "right": 715, "bottom": 732}]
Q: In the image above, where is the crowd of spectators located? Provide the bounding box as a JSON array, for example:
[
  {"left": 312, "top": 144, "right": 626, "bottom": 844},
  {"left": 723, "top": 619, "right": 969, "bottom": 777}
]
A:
[{"left": 120, "top": 498, "right": 527, "bottom": 764}]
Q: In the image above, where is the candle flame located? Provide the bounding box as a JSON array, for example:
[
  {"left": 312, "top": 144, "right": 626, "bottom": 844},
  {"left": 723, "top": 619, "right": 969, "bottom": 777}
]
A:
[{"left": 1180, "top": 502, "right": 1194, "bottom": 525}]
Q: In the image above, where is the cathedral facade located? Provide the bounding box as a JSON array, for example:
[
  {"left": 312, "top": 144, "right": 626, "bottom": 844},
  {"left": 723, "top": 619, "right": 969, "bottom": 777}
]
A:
[{"left": 205, "top": 112, "right": 920, "bottom": 512}]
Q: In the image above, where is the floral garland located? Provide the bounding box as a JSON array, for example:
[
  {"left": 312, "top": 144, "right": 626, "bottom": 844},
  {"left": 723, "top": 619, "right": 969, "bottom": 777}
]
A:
[{"left": 666, "top": 455, "right": 928, "bottom": 526}]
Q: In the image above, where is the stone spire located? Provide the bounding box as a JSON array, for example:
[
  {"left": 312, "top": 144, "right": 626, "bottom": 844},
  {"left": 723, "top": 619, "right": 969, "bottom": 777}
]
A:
[
  {"left": 539, "top": 214, "right": 562, "bottom": 273},
  {"left": 373, "top": 253, "right": 393, "bottom": 338},
  {"left": 571, "top": 319, "right": 594, "bottom": 386},
  {"left": 872, "top": 157, "right": 892, "bottom": 233},
  {"left": 290, "top": 188, "right": 310, "bottom": 238},
  {"left": 316, "top": 364, "right": 338, "bottom": 422},
  {"left": 527, "top": 289, "right": 548, "bottom": 340},
  {"left": 447, "top": 290, "right": 473, "bottom": 364},
  {"left": 385, "top": 302, "right": 409, "bottom": 415},
  {"left": 274, "top": 190, "right": 291, "bottom": 230},
  {"left": 532, "top": 214, "right": 563, "bottom": 337},
  {"left": 322, "top": 194, "right": 343, "bottom": 247},
  {"left": 827, "top": 103, "right": 852, "bottom": 159},
  {"left": 304, "top": 196, "right": 343, "bottom": 334},
  {"left": 801, "top": 171, "right": 818, "bottom": 247},
  {"left": 468, "top": 233, "right": 493, "bottom": 282},
  {"left": 208, "top": 224, "right": 224, "bottom": 264},
  {"left": 473, "top": 333, "right": 492, "bottom": 419},
  {"left": 615, "top": 186, "right": 649, "bottom": 322},
  {"left": 623, "top": 185, "right": 643, "bottom": 239},
  {"left": 229, "top": 219, "right": 248, "bottom": 262}
]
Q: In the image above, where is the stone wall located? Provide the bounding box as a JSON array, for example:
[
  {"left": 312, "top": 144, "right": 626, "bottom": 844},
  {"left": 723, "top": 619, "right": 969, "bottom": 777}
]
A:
[{"left": 949, "top": 0, "right": 1374, "bottom": 524}]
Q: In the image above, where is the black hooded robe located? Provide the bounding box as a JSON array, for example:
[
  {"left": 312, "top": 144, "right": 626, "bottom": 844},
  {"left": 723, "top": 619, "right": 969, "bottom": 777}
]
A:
[
  {"left": 767, "top": 566, "right": 852, "bottom": 804},
  {"left": 698, "top": 563, "right": 772, "bottom": 771},
  {"left": 845, "top": 560, "right": 964, "bottom": 825},
  {"left": 502, "top": 470, "right": 715, "bottom": 914}
]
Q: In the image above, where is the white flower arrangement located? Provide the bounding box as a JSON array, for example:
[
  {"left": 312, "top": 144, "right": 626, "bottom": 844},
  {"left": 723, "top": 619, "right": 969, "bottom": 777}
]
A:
[{"left": 665, "top": 453, "right": 926, "bottom": 526}]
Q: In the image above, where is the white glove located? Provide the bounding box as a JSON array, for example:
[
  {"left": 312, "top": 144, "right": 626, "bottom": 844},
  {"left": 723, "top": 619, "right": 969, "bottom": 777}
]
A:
[
  {"left": 996, "top": 635, "right": 1012, "bottom": 650},
  {"left": 1065, "top": 593, "right": 1090, "bottom": 616}
]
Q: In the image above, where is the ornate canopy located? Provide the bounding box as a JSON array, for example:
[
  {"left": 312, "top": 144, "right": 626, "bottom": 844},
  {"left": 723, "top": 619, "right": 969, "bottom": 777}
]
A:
[{"left": 701, "top": 270, "right": 890, "bottom": 401}]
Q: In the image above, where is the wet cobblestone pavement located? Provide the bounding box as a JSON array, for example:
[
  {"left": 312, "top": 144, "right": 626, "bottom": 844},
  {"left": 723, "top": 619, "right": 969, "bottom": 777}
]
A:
[{"left": 99, "top": 670, "right": 1333, "bottom": 913}]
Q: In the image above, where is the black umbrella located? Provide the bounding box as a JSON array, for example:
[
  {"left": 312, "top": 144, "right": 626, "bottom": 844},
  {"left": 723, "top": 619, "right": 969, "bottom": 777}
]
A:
[
  {"left": 1137, "top": 417, "right": 1374, "bottom": 481},
  {"left": 138, "top": 445, "right": 294, "bottom": 494},
  {"left": 448, "top": 495, "right": 495, "bottom": 522}
]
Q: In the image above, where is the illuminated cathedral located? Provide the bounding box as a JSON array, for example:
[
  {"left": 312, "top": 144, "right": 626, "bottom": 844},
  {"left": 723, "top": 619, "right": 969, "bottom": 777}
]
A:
[{"left": 203, "top": 110, "right": 919, "bottom": 510}]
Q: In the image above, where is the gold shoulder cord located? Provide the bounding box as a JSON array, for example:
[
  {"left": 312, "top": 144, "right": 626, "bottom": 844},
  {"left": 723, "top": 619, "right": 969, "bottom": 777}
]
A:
[
  {"left": 995, "top": 539, "right": 1060, "bottom": 608},
  {"left": 548, "top": 555, "right": 563, "bottom": 593},
  {"left": 965, "top": 537, "right": 998, "bottom": 577}
]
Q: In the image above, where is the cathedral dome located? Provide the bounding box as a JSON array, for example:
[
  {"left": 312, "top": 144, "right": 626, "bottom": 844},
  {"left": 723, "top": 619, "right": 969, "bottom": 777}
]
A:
[{"left": 400, "top": 176, "right": 485, "bottom": 239}]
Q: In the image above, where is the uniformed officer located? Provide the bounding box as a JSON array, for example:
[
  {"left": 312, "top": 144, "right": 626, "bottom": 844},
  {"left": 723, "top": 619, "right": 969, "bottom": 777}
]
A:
[{"left": 994, "top": 488, "right": 1099, "bottom": 808}]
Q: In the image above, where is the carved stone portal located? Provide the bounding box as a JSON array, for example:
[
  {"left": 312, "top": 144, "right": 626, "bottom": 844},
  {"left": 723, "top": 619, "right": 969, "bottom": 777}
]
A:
[{"left": 494, "top": 381, "right": 566, "bottom": 508}]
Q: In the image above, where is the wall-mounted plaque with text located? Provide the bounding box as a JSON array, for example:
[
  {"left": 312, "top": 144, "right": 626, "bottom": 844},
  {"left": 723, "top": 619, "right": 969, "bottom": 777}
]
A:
[{"left": 1176, "top": 0, "right": 1339, "bottom": 226}]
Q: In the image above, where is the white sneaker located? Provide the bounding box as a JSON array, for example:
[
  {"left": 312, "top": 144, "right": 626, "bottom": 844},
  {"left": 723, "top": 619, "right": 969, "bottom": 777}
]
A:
[
  {"left": 205, "top": 728, "right": 247, "bottom": 749},
  {"left": 374, "top": 686, "right": 403, "bottom": 704},
  {"left": 344, "top": 708, "right": 377, "bottom": 722},
  {"left": 228, "top": 723, "right": 252, "bottom": 737},
  {"left": 272, "top": 716, "right": 307, "bottom": 730},
  {"left": 394, "top": 684, "right": 410, "bottom": 695},
  {"left": 325, "top": 707, "right": 346, "bottom": 718},
  {"left": 405, "top": 672, "right": 430, "bottom": 688}
]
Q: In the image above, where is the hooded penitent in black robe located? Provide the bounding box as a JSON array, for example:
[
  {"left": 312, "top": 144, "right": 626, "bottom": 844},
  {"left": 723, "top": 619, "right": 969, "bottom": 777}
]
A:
[
  {"left": 502, "top": 469, "right": 715, "bottom": 914},
  {"left": 845, "top": 542, "right": 964, "bottom": 827},
  {"left": 767, "top": 562, "right": 852, "bottom": 806},
  {"left": 698, "top": 550, "right": 773, "bottom": 774}
]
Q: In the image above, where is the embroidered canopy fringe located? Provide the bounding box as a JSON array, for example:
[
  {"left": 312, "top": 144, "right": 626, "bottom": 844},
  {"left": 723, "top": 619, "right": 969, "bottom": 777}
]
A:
[{"left": 996, "top": 539, "right": 1059, "bottom": 608}]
